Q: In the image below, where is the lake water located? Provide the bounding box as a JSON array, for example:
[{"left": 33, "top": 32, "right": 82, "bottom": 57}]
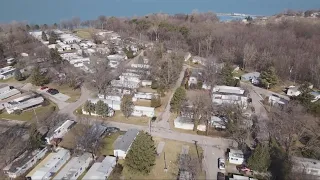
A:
[{"left": 0, "top": 0, "right": 319, "bottom": 24}]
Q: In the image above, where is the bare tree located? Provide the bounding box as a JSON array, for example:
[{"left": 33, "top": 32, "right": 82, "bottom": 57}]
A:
[
  {"left": 38, "top": 113, "right": 70, "bottom": 132},
  {"left": 243, "top": 43, "right": 257, "bottom": 70},
  {"left": 178, "top": 154, "right": 200, "bottom": 180},
  {"left": 73, "top": 117, "right": 106, "bottom": 158},
  {"left": 268, "top": 102, "right": 310, "bottom": 155}
]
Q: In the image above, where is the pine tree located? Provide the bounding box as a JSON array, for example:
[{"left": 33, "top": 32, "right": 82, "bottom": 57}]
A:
[
  {"left": 83, "top": 100, "right": 95, "bottom": 115},
  {"left": 221, "top": 63, "right": 236, "bottom": 86},
  {"left": 30, "top": 66, "right": 48, "bottom": 86},
  {"left": 125, "top": 132, "right": 156, "bottom": 174},
  {"left": 49, "top": 48, "right": 62, "bottom": 64},
  {"left": 48, "top": 31, "right": 58, "bottom": 44},
  {"left": 170, "top": 87, "right": 186, "bottom": 113},
  {"left": 121, "top": 95, "right": 134, "bottom": 118},
  {"left": 14, "top": 69, "right": 23, "bottom": 81},
  {"left": 41, "top": 31, "right": 48, "bottom": 41},
  {"left": 95, "top": 100, "right": 109, "bottom": 117},
  {"left": 260, "top": 66, "right": 278, "bottom": 89},
  {"left": 247, "top": 143, "right": 271, "bottom": 172}
]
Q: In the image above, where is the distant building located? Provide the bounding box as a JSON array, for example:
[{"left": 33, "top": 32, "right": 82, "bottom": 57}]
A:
[
  {"left": 292, "top": 156, "right": 320, "bottom": 177},
  {"left": 0, "top": 66, "right": 16, "bottom": 80},
  {"left": 268, "top": 94, "right": 288, "bottom": 106},
  {"left": 286, "top": 86, "right": 301, "bottom": 97},
  {"left": 26, "top": 148, "right": 70, "bottom": 180},
  {"left": 228, "top": 149, "right": 244, "bottom": 165},
  {"left": 241, "top": 72, "right": 260, "bottom": 85},
  {"left": 141, "top": 80, "right": 152, "bottom": 87},
  {"left": 188, "top": 69, "right": 202, "bottom": 87},
  {"left": 191, "top": 56, "right": 206, "bottom": 65},
  {"left": 3, "top": 148, "right": 48, "bottom": 179},
  {"left": 212, "top": 86, "right": 248, "bottom": 109},
  {"left": 54, "top": 153, "right": 93, "bottom": 180},
  {"left": 82, "top": 156, "right": 116, "bottom": 180},
  {"left": 210, "top": 116, "right": 227, "bottom": 129},
  {"left": 114, "top": 129, "right": 140, "bottom": 159},
  {"left": 45, "top": 120, "right": 76, "bottom": 144}
]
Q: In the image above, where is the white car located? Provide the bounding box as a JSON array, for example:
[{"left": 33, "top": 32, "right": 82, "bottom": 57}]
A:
[{"left": 218, "top": 158, "right": 225, "bottom": 170}]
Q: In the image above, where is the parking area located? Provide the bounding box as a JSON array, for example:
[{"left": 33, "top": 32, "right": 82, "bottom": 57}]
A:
[{"left": 37, "top": 88, "right": 70, "bottom": 102}]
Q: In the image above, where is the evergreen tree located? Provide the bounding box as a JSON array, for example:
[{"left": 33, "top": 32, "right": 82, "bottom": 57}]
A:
[
  {"left": 260, "top": 66, "right": 278, "bottom": 89},
  {"left": 83, "top": 100, "right": 95, "bottom": 115},
  {"left": 30, "top": 66, "right": 48, "bottom": 86},
  {"left": 221, "top": 63, "right": 236, "bottom": 86},
  {"left": 49, "top": 48, "right": 62, "bottom": 64},
  {"left": 247, "top": 143, "right": 271, "bottom": 172},
  {"left": 95, "top": 100, "right": 109, "bottom": 117},
  {"left": 48, "top": 31, "right": 58, "bottom": 44},
  {"left": 26, "top": 24, "right": 31, "bottom": 31},
  {"left": 28, "top": 123, "right": 45, "bottom": 150},
  {"left": 14, "top": 69, "right": 23, "bottom": 81},
  {"left": 41, "top": 31, "right": 48, "bottom": 41},
  {"left": 150, "top": 95, "right": 161, "bottom": 108},
  {"left": 125, "top": 132, "right": 156, "bottom": 174},
  {"left": 53, "top": 23, "right": 58, "bottom": 29},
  {"left": 121, "top": 95, "right": 134, "bottom": 118},
  {"left": 170, "top": 87, "right": 186, "bottom": 113},
  {"left": 34, "top": 24, "right": 40, "bottom": 30}
]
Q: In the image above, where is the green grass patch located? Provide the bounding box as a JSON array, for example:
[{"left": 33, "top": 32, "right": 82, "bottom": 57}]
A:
[
  {"left": 74, "top": 28, "right": 95, "bottom": 39},
  {"left": 99, "top": 131, "right": 125, "bottom": 156}
]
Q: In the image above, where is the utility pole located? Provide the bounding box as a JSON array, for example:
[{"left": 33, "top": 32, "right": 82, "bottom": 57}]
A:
[{"left": 164, "top": 152, "right": 168, "bottom": 172}]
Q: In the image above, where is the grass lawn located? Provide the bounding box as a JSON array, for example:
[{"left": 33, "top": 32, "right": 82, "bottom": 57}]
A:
[
  {"left": 134, "top": 99, "right": 151, "bottom": 107},
  {"left": 138, "top": 87, "right": 158, "bottom": 93},
  {"left": 0, "top": 77, "right": 30, "bottom": 84},
  {"left": 48, "top": 83, "right": 81, "bottom": 102},
  {"left": 110, "top": 111, "right": 150, "bottom": 126},
  {"left": 59, "top": 123, "right": 87, "bottom": 149},
  {"left": 121, "top": 137, "right": 205, "bottom": 180},
  {"left": 99, "top": 131, "right": 125, "bottom": 156},
  {"left": 0, "top": 101, "right": 56, "bottom": 121},
  {"left": 74, "top": 28, "right": 95, "bottom": 39}
]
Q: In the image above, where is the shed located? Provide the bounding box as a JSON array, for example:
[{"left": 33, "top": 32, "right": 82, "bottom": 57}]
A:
[
  {"left": 228, "top": 149, "right": 244, "bottom": 165},
  {"left": 241, "top": 72, "right": 260, "bottom": 81}
]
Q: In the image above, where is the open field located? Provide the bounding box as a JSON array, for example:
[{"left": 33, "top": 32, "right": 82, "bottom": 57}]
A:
[
  {"left": 0, "top": 101, "right": 56, "bottom": 121},
  {"left": 121, "top": 137, "right": 205, "bottom": 180},
  {"left": 74, "top": 28, "right": 96, "bottom": 39},
  {"left": 47, "top": 83, "right": 81, "bottom": 102}
]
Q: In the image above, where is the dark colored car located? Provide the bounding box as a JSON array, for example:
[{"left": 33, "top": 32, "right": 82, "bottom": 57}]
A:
[
  {"left": 40, "top": 86, "right": 48, "bottom": 90},
  {"left": 47, "top": 88, "right": 59, "bottom": 95},
  {"left": 106, "top": 127, "right": 120, "bottom": 134},
  {"left": 217, "top": 172, "right": 225, "bottom": 180}
]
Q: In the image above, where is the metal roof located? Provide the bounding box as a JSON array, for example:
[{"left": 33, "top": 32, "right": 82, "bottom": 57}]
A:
[{"left": 114, "top": 129, "right": 139, "bottom": 152}]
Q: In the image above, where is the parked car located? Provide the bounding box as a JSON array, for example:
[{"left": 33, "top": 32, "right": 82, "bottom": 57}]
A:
[
  {"left": 106, "top": 127, "right": 120, "bottom": 134},
  {"left": 217, "top": 172, "right": 225, "bottom": 180},
  {"left": 47, "top": 88, "right": 59, "bottom": 95},
  {"left": 218, "top": 158, "right": 225, "bottom": 170},
  {"left": 40, "top": 86, "right": 48, "bottom": 90}
]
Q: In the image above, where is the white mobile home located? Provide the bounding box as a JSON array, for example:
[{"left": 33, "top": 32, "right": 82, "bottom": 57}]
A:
[
  {"left": 132, "top": 106, "right": 155, "bottom": 117},
  {"left": 174, "top": 116, "right": 206, "bottom": 131},
  {"left": 114, "top": 129, "right": 139, "bottom": 159},
  {"left": 228, "top": 149, "right": 244, "bottom": 165},
  {"left": 98, "top": 94, "right": 122, "bottom": 101},
  {"left": 292, "top": 156, "right": 320, "bottom": 177},
  {"left": 0, "top": 88, "right": 21, "bottom": 100},
  {"left": 6, "top": 96, "right": 44, "bottom": 114},
  {"left": 0, "top": 66, "right": 16, "bottom": 80},
  {"left": 212, "top": 86, "right": 248, "bottom": 109},
  {"left": 45, "top": 120, "right": 76, "bottom": 144},
  {"left": 141, "top": 80, "right": 152, "bottom": 87},
  {"left": 134, "top": 92, "right": 157, "bottom": 100},
  {"left": 3, "top": 148, "right": 48, "bottom": 179},
  {"left": 53, "top": 153, "right": 93, "bottom": 180},
  {"left": 82, "top": 156, "right": 116, "bottom": 180},
  {"left": 26, "top": 148, "right": 70, "bottom": 180}
]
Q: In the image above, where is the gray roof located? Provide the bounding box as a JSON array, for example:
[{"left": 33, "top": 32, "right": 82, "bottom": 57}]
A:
[{"left": 114, "top": 129, "right": 139, "bottom": 152}]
